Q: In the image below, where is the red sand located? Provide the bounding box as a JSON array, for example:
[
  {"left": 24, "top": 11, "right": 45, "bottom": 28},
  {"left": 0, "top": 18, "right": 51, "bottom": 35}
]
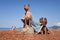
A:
[{"left": 0, "top": 30, "right": 60, "bottom": 40}]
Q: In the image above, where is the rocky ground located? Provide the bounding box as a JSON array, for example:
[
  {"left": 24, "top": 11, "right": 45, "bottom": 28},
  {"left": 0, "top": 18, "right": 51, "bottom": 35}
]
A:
[{"left": 0, "top": 30, "right": 60, "bottom": 40}]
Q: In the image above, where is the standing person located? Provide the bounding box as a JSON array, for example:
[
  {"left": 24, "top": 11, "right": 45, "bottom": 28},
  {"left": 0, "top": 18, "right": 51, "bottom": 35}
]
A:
[{"left": 21, "top": 4, "right": 32, "bottom": 28}]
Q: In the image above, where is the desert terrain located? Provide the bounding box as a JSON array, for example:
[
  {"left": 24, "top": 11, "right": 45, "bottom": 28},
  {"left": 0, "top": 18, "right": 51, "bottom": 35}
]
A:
[{"left": 0, "top": 30, "right": 60, "bottom": 40}]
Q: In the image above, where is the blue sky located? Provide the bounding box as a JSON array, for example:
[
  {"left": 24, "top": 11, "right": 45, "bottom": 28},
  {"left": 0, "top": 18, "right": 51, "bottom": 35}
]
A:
[{"left": 0, "top": 0, "right": 60, "bottom": 28}]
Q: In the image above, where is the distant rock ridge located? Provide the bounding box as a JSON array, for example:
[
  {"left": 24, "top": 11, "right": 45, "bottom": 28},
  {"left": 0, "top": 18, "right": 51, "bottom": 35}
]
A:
[{"left": 49, "top": 25, "right": 60, "bottom": 29}]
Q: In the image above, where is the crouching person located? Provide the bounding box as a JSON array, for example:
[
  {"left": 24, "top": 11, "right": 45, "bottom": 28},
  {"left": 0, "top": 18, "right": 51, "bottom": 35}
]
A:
[{"left": 38, "top": 17, "right": 49, "bottom": 34}]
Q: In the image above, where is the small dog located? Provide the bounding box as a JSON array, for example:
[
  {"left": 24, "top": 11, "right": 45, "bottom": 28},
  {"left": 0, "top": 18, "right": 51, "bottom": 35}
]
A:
[{"left": 11, "top": 26, "right": 16, "bottom": 30}]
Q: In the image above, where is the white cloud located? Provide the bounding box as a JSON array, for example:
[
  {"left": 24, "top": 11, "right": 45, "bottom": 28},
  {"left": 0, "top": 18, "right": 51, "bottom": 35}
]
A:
[{"left": 55, "top": 22, "right": 60, "bottom": 26}]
